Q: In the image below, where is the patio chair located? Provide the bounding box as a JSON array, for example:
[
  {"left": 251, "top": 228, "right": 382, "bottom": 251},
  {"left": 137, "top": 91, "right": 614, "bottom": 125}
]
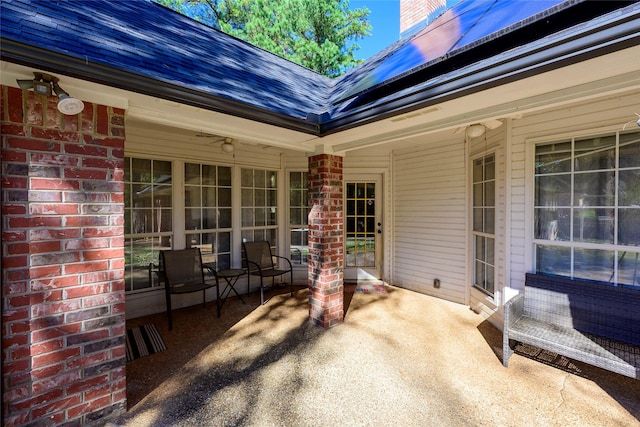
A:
[
  {"left": 242, "top": 241, "right": 293, "bottom": 305},
  {"left": 161, "top": 248, "right": 220, "bottom": 330}
]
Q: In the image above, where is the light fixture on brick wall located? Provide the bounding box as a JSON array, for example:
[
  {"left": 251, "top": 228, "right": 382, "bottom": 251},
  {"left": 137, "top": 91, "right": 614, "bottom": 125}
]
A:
[{"left": 17, "top": 72, "right": 85, "bottom": 115}]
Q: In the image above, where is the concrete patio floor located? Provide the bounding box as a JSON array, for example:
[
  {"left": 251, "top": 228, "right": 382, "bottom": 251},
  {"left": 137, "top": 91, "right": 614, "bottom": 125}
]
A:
[{"left": 109, "top": 284, "right": 640, "bottom": 426}]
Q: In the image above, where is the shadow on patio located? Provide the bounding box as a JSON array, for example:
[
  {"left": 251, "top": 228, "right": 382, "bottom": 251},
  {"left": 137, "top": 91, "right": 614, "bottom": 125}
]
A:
[{"left": 112, "top": 284, "right": 640, "bottom": 426}]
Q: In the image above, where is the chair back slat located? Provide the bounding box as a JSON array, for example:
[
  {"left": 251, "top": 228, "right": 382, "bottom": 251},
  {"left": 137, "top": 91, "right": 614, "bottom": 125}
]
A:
[
  {"left": 243, "top": 241, "right": 275, "bottom": 272},
  {"left": 162, "top": 248, "right": 204, "bottom": 286}
]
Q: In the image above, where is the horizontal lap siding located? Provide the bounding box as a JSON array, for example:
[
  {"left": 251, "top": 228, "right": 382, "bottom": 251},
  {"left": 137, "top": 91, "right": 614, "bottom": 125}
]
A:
[{"left": 393, "top": 138, "right": 466, "bottom": 303}]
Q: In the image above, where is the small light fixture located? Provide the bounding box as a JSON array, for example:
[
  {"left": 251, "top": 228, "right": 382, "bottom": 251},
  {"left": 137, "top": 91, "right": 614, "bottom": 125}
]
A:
[
  {"left": 221, "top": 138, "right": 234, "bottom": 153},
  {"left": 16, "top": 72, "right": 84, "bottom": 115},
  {"left": 466, "top": 124, "right": 486, "bottom": 139}
]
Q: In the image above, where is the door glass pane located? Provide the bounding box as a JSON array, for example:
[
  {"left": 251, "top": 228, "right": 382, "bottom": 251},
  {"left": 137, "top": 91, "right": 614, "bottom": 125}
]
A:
[{"left": 345, "top": 181, "right": 376, "bottom": 268}]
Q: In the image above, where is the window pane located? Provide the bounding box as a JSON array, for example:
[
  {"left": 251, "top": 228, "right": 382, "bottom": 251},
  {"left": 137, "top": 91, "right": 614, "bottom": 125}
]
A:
[
  {"left": 535, "top": 174, "right": 571, "bottom": 207},
  {"left": 485, "top": 156, "right": 495, "bottom": 180},
  {"left": 218, "top": 188, "right": 231, "bottom": 207},
  {"left": 574, "top": 171, "right": 615, "bottom": 207},
  {"left": 573, "top": 248, "right": 613, "bottom": 283},
  {"left": 573, "top": 208, "right": 614, "bottom": 244},
  {"left": 132, "top": 158, "right": 151, "bottom": 182},
  {"left": 202, "top": 186, "right": 216, "bottom": 207},
  {"left": 202, "top": 164, "right": 216, "bottom": 185},
  {"left": 473, "top": 158, "right": 483, "bottom": 181},
  {"left": 473, "top": 208, "right": 483, "bottom": 232},
  {"left": 619, "top": 170, "right": 640, "bottom": 206},
  {"left": 485, "top": 208, "right": 495, "bottom": 234},
  {"left": 241, "top": 189, "right": 253, "bottom": 206},
  {"left": 255, "top": 170, "right": 266, "bottom": 188},
  {"left": 619, "top": 131, "right": 640, "bottom": 168},
  {"left": 535, "top": 141, "right": 571, "bottom": 174},
  {"left": 617, "top": 250, "right": 640, "bottom": 287},
  {"left": 536, "top": 245, "right": 571, "bottom": 277},
  {"left": 185, "top": 208, "right": 200, "bottom": 230},
  {"left": 267, "top": 171, "right": 277, "bottom": 188},
  {"left": 486, "top": 182, "right": 495, "bottom": 207},
  {"left": 619, "top": 209, "right": 640, "bottom": 246},
  {"left": 535, "top": 208, "right": 570, "bottom": 240},
  {"left": 202, "top": 208, "right": 217, "bottom": 229},
  {"left": 219, "top": 208, "right": 232, "bottom": 229},
  {"left": 184, "top": 187, "right": 200, "bottom": 208},
  {"left": 574, "top": 135, "right": 616, "bottom": 171},
  {"left": 242, "top": 208, "right": 253, "bottom": 227},
  {"left": 185, "top": 163, "right": 200, "bottom": 185},
  {"left": 218, "top": 166, "right": 231, "bottom": 187},
  {"left": 473, "top": 183, "right": 483, "bottom": 207},
  {"left": 241, "top": 168, "right": 253, "bottom": 187}
]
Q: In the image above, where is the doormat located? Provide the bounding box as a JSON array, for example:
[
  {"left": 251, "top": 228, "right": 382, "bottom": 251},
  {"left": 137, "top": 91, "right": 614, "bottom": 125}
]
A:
[
  {"left": 355, "top": 282, "right": 388, "bottom": 294},
  {"left": 126, "top": 324, "right": 167, "bottom": 362}
]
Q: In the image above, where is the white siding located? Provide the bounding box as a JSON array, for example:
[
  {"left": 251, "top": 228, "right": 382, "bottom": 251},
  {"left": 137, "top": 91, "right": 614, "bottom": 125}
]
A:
[{"left": 392, "top": 137, "right": 467, "bottom": 303}]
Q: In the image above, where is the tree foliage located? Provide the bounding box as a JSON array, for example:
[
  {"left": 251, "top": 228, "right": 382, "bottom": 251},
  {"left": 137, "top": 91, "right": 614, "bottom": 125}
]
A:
[{"left": 157, "top": 0, "right": 371, "bottom": 76}]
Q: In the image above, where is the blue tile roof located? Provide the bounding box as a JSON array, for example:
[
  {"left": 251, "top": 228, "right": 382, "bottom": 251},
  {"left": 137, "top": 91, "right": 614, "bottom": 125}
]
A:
[
  {"left": 0, "top": 0, "right": 331, "bottom": 121},
  {"left": 1, "top": 0, "right": 637, "bottom": 135}
]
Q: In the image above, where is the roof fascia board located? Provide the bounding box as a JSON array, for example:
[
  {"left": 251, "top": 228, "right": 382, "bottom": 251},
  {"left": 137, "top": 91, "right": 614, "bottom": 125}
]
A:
[
  {"left": 332, "top": 69, "right": 640, "bottom": 153},
  {"left": 0, "top": 38, "right": 321, "bottom": 136},
  {"left": 320, "top": 9, "right": 640, "bottom": 135}
]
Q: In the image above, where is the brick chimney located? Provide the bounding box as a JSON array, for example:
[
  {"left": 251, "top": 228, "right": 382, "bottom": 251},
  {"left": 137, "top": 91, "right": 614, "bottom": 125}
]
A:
[{"left": 400, "top": 0, "right": 447, "bottom": 39}]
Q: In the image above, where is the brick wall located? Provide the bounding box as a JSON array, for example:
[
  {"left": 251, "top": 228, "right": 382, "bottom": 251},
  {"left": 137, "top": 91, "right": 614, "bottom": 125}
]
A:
[
  {"left": 307, "top": 154, "right": 343, "bottom": 328},
  {"left": 400, "top": 0, "right": 446, "bottom": 34},
  {"left": 1, "top": 85, "right": 126, "bottom": 425}
]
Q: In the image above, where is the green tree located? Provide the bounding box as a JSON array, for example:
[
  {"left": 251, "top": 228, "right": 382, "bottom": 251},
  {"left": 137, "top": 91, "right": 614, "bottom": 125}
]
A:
[{"left": 157, "top": 0, "right": 371, "bottom": 76}]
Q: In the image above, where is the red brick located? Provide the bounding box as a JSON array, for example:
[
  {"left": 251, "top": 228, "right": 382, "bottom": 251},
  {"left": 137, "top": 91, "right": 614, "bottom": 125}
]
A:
[
  {"left": 31, "top": 394, "right": 82, "bottom": 420},
  {"left": 28, "top": 190, "right": 63, "bottom": 202},
  {"left": 2, "top": 230, "right": 27, "bottom": 242},
  {"left": 64, "top": 144, "right": 107, "bottom": 157},
  {"left": 31, "top": 127, "right": 80, "bottom": 142},
  {"left": 31, "top": 338, "right": 63, "bottom": 356},
  {"left": 2, "top": 175, "right": 28, "bottom": 189},
  {"left": 83, "top": 249, "right": 123, "bottom": 261},
  {"left": 7, "top": 137, "right": 60, "bottom": 152},
  {"left": 3, "top": 359, "right": 30, "bottom": 375},
  {"left": 7, "top": 86, "right": 24, "bottom": 123},
  {"left": 66, "top": 373, "right": 110, "bottom": 395},
  {"left": 66, "top": 351, "right": 109, "bottom": 370},
  {"left": 2, "top": 255, "right": 28, "bottom": 268},
  {"left": 30, "top": 228, "right": 81, "bottom": 241},
  {"left": 64, "top": 168, "right": 108, "bottom": 180},
  {"left": 82, "top": 226, "right": 121, "bottom": 238},
  {"left": 31, "top": 363, "right": 64, "bottom": 381},
  {"left": 63, "top": 261, "right": 108, "bottom": 274},
  {"left": 81, "top": 103, "right": 94, "bottom": 133},
  {"left": 32, "top": 371, "right": 81, "bottom": 395},
  {"left": 30, "top": 152, "right": 79, "bottom": 166},
  {"left": 82, "top": 157, "right": 122, "bottom": 169},
  {"left": 1, "top": 148, "right": 27, "bottom": 161},
  {"left": 30, "top": 241, "right": 62, "bottom": 253},
  {"left": 32, "top": 347, "right": 80, "bottom": 369},
  {"left": 30, "top": 265, "right": 63, "bottom": 279},
  {"left": 31, "top": 299, "right": 82, "bottom": 318},
  {"left": 32, "top": 323, "right": 81, "bottom": 342},
  {"left": 64, "top": 284, "right": 108, "bottom": 299},
  {"left": 30, "top": 178, "right": 80, "bottom": 191},
  {"left": 29, "top": 203, "right": 79, "bottom": 215},
  {"left": 7, "top": 242, "right": 29, "bottom": 255}
]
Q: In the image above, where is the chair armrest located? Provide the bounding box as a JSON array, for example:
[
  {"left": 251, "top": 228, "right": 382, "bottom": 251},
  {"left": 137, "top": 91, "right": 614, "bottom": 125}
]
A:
[
  {"left": 504, "top": 293, "right": 524, "bottom": 330},
  {"left": 245, "top": 259, "right": 263, "bottom": 274},
  {"left": 273, "top": 255, "right": 292, "bottom": 270}
]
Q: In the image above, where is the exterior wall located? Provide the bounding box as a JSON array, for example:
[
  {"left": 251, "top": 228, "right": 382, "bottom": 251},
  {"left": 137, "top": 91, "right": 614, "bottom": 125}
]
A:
[
  {"left": 508, "top": 91, "right": 640, "bottom": 299},
  {"left": 124, "top": 128, "right": 286, "bottom": 319},
  {"left": 392, "top": 135, "right": 467, "bottom": 303},
  {"left": 1, "top": 86, "right": 126, "bottom": 424},
  {"left": 400, "top": 0, "right": 446, "bottom": 38},
  {"left": 468, "top": 126, "right": 507, "bottom": 319}
]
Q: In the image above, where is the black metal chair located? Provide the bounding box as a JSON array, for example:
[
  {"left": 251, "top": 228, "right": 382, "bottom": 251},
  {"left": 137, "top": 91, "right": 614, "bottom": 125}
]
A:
[
  {"left": 242, "top": 241, "right": 293, "bottom": 305},
  {"left": 161, "top": 248, "right": 219, "bottom": 330}
]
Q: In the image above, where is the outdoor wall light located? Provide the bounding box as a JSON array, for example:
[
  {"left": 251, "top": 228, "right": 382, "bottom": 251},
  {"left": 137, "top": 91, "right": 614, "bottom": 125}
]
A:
[
  {"left": 466, "top": 123, "right": 486, "bottom": 139},
  {"left": 16, "top": 72, "right": 84, "bottom": 115},
  {"left": 221, "top": 138, "right": 235, "bottom": 153}
]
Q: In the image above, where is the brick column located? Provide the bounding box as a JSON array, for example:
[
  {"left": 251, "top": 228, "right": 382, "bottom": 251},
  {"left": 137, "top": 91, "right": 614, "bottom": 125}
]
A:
[
  {"left": 308, "top": 154, "right": 343, "bottom": 328},
  {"left": 1, "top": 85, "right": 126, "bottom": 425}
]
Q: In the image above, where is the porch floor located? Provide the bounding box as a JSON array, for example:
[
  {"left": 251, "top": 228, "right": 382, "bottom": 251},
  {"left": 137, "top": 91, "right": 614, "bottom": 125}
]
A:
[{"left": 111, "top": 284, "right": 640, "bottom": 426}]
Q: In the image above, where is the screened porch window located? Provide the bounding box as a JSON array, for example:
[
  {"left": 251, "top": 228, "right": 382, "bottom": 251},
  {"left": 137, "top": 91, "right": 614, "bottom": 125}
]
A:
[
  {"left": 534, "top": 131, "right": 640, "bottom": 286},
  {"left": 473, "top": 154, "right": 495, "bottom": 296},
  {"left": 289, "top": 171, "right": 309, "bottom": 265},
  {"left": 124, "top": 157, "right": 172, "bottom": 292},
  {"left": 241, "top": 168, "right": 278, "bottom": 246},
  {"left": 184, "top": 163, "right": 232, "bottom": 270}
]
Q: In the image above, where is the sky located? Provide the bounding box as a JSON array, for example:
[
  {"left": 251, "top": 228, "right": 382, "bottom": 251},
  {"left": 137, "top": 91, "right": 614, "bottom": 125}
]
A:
[{"left": 351, "top": 0, "right": 461, "bottom": 60}]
